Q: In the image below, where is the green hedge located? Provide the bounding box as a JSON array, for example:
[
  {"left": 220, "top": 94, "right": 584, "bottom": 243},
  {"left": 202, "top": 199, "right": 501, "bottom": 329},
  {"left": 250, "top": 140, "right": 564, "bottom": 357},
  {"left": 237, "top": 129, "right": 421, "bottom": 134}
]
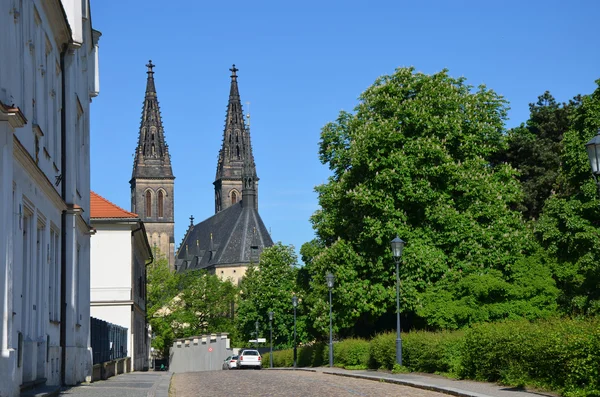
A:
[{"left": 261, "top": 317, "right": 600, "bottom": 397}]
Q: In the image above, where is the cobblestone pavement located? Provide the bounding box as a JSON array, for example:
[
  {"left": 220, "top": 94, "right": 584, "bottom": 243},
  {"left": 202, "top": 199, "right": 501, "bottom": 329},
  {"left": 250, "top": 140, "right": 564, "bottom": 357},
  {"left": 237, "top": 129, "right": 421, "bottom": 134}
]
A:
[
  {"left": 172, "top": 369, "right": 449, "bottom": 397},
  {"left": 59, "top": 371, "right": 171, "bottom": 397}
]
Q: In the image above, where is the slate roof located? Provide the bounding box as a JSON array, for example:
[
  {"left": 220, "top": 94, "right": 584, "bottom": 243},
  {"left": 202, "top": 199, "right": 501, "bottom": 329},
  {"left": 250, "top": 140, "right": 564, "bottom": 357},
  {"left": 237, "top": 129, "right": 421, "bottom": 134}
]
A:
[
  {"left": 90, "top": 191, "right": 138, "bottom": 219},
  {"left": 175, "top": 200, "right": 273, "bottom": 272}
]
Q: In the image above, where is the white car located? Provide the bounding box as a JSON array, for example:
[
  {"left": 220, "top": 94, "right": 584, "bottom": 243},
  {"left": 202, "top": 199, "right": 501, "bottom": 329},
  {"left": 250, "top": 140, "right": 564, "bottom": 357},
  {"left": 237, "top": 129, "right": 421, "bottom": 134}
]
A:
[
  {"left": 236, "top": 349, "right": 262, "bottom": 369},
  {"left": 222, "top": 355, "right": 238, "bottom": 370}
]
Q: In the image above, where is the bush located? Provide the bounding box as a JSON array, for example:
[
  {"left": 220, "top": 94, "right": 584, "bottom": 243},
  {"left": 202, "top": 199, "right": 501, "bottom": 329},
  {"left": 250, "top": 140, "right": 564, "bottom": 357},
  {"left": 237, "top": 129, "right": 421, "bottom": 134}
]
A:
[
  {"left": 368, "top": 332, "right": 397, "bottom": 370},
  {"left": 403, "top": 330, "right": 464, "bottom": 375},
  {"left": 460, "top": 318, "right": 600, "bottom": 397},
  {"left": 328, "top": 338, "right": 370, "bottom": 368}
]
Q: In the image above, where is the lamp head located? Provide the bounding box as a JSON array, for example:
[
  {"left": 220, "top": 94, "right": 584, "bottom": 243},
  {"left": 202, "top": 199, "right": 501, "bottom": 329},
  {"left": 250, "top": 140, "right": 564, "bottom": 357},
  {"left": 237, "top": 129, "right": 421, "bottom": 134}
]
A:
[
  {"left": 292, "top": 295, "right": 298, "bottom": 307},
  {"left": 586, "top": 128, "right": 600, "bottom": 176},
  {"left": 326, "top": 272, "right": 335, "bottom": 289},
  {"left": 391, "top": 236, "right": 405, "bottom": 260}
]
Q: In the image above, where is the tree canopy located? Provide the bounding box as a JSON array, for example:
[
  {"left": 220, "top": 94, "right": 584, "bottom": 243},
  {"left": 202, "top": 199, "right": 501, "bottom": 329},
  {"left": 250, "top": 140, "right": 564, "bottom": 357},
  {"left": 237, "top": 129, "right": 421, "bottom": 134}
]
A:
[{"left": 303, "top": 67, "right": 558, "bottom": 332}]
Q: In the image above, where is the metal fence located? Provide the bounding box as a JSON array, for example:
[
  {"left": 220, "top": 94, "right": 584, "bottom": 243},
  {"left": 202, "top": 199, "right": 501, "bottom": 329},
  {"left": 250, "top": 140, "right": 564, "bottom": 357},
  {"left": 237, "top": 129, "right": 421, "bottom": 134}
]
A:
[{"left": 90, "top": 317, "right": 128, "bottom": 365}]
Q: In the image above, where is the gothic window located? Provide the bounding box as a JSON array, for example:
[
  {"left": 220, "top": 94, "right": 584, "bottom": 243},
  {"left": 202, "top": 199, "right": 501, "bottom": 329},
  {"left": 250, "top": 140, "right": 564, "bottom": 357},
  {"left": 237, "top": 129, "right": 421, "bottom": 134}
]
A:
[
  {"left": 231, "top": 190, "right": 238, "bottom": 204},
  {"left": 158, "top": 190, "right": 164, "bottom": 218},
  {"left": 145, "top": 190, "right": 152, "bottom": 217},
  {"left": 236, "top": 145, "right": 240, "bottom": 159},
  {"left": 151, "top": 144, "right": 155, "bottom": 155}
]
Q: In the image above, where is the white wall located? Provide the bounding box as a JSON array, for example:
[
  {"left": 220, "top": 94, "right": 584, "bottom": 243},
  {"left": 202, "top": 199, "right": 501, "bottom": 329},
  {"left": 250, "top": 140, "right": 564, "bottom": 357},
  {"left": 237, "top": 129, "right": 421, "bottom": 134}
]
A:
[{"left": 91, "top": 226, "right": 133, "bottom": 301}]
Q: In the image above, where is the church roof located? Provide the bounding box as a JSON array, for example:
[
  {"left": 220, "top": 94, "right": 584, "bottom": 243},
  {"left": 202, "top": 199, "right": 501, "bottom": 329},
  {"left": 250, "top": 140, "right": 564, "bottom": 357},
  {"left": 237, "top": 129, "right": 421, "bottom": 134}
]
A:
[
  {"left": 175, "top": 200, "right": 273, "bottom": 272},
  {"left": 90, "top": 191, "right": 139, "bottom": 219}
]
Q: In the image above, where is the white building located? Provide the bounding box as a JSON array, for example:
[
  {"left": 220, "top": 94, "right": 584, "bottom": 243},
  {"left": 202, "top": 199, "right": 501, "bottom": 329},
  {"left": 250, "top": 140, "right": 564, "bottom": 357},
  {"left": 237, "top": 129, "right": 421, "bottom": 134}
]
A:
[
  {"left": 0, "top": 1, "right": 100, "bottom": 395},
  {"left": 90, "top": 191, "right": 153, "bottom": 372}
]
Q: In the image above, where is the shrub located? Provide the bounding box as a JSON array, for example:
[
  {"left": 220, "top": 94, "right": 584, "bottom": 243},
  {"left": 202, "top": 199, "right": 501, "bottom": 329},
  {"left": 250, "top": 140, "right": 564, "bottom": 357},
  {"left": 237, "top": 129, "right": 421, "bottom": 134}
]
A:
[
  {"left": 328, "top": 338, "right": 370, "bottom": 368},
  {"left": 403, "top": 330, "right": 464, "bottom": 375},
  {"left": 368, "top": 332, "right": 396, "bottom": 370}
]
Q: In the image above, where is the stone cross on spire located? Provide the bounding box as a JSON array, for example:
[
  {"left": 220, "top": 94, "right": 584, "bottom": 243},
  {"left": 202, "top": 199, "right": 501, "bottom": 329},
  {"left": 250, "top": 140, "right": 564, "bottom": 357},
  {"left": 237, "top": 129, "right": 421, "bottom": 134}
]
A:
[
  {"left": 230, "top": 64, "right": 238, "bottom": 79},
  {"left": 189, "top": 215, "right": 195, "bottom": 227},
  {"left": 146, "top": 60, "right": 155, "bottom": 74}
]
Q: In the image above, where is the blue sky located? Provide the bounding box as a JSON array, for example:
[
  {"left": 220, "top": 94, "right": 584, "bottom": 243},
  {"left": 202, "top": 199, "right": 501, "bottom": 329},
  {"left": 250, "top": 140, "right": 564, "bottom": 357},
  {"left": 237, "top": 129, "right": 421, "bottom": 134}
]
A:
[{"left": 90, "top": 0, "right": 600, "bottom": 260}]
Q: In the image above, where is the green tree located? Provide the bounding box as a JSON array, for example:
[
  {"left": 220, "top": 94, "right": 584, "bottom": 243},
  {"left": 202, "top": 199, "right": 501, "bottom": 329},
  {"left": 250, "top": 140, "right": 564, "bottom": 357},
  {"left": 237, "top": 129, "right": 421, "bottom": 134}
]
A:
[
  {"left": 305, "top": 67, "right": 557, "bottom": 332},
  {"left": 493, "top": 92, "right": 580, "bottom": 220},
  {"left": 236, "top": 243, "right": 304, "bottom": 348},
  {"left": 535, "top": 80, "right": 600, "bottom": 315},
  {"left": 147, "top": 249, "right": 239, "bottom": 356}
]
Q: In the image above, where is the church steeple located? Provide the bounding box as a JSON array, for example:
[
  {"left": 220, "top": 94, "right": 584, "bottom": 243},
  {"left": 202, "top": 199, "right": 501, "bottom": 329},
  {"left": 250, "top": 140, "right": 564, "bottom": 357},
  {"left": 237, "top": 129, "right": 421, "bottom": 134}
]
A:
[
  {"left": 214, "top": 65, "right": 258, "bottom": 213},
  {"left": 132, "top": 60, "right": 173, "bottom": 178},
  {"left": 130, "top": 60, "right": 176, "bottom": 269}
]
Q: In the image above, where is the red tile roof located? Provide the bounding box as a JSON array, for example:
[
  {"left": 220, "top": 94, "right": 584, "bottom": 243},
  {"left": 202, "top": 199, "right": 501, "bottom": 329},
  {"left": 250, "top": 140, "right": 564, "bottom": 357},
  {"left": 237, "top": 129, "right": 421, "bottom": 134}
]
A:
[{"left": 90, "top": 191, "right": 139, "bottom": 219}]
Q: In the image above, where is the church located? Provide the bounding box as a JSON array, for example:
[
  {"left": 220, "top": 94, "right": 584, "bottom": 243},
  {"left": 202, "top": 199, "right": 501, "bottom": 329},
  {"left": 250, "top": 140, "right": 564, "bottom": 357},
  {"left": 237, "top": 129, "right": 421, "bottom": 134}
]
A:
[
  {"left": 130, "top": 63, "right": 272, "bottom": 281},
  {"left": 174, "top": 65, "right": 273, "bottom": 284}
]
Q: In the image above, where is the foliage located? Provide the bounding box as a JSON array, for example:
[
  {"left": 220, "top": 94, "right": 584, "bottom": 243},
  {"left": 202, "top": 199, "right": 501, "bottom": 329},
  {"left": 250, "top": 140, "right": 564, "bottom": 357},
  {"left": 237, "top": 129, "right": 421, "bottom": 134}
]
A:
[
  {"left": 534, "top": 81, "right": 600, "bottom": 315},
  {"left": 236, "top": 243, "right": 305, "bottom": 349},
  {"left": 460, "top": 318, "right": 600, "bottom": 397},
  {"left": 493, "top": 92, "right": 580, "bottom": 220},
  {"left": 304, "top": 66, "right": 557, "bottom": 333},
  {"left": 368, "top": 332, "right": 397, "bottom": 370},
  {"left": 147, "top": 249, "right": 238, "bottom": 357},
  {"left": 402, "top": 330, "right": 464, "bottom": 375},
  {"left": 330, "top": 338, "right": 370, "bottom": 368}
]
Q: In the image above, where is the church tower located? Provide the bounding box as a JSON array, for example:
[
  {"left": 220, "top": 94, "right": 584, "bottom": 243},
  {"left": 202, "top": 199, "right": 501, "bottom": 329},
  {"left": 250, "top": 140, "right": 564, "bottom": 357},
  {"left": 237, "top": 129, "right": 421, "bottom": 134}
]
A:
[
  {"left": 214, "top": 65, "right": 258, "bottom": 213},
  {"left": 130, "top": 61, "right": 175, "bottom": 268}
]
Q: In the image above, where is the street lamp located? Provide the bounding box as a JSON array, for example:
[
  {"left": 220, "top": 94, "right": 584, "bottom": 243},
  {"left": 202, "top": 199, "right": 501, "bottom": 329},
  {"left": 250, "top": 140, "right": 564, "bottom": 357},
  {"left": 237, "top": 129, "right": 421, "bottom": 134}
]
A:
[
  {"left": 292, "top": 295, "right": 298, "bottom": 368},
  {"left": 326, "top": 272, "right": 335, "bottom": 367},
  {"left": 268, "top": 311, "right": 274, "bottom": 368},
  {"left": 391, "top": 236, "right": 405, "bottom": 366},
  {"left": 255, "top": 320, "right": 259, "bottom": 349},
  {"left": 585, "top": 129, "right": 600, "bottom": 186}
]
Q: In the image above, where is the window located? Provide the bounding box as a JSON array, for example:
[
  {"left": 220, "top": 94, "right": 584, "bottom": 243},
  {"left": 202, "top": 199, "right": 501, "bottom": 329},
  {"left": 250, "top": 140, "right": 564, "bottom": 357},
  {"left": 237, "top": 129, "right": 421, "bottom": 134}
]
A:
[
  {"left": 145, "top": 191, "right": 152, "bottom": 218},
  {"left": 231, "top": 191, "right": 237, "bottom": 205},
  {"left": 158, "top": 191, "right": 164, "bottom": 218},
  {"left": 49, "top": 228, "right": 59, "bottom": 322}
]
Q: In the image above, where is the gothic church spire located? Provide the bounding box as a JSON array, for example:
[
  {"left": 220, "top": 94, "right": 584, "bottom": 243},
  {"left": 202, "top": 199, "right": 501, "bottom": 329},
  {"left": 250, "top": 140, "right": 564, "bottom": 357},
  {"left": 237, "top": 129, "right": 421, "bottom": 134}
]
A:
[
  {"left": 132, "top": 60, "right": 173, "bottom": 179},
  {"left": 214, "top": 65, "right": 258, "bottom": 213}
]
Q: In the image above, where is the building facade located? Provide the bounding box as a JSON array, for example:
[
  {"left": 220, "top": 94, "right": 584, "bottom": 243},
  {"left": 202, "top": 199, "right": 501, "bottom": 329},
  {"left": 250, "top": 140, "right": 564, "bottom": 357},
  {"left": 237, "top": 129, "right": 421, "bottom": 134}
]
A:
[
  {"left": 0, "top": 1, "right": 100, "bottom": 395},
  {"left": 130, "top": 62, "right": 175, "bottom": 269},
  {"left": 90, "top": 191, "right": 153, "bottom": 372},
  {"left": 176, "top": 66, "right": 272, "bottom": 284}
]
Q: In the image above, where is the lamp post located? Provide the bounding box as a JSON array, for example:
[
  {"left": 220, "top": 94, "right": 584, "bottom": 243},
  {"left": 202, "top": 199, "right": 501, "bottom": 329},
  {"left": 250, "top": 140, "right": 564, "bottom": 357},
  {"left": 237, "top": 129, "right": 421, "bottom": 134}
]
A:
[
  {"left": 255, "top": 320, "right": 259, "bottom": 349},
  {"left": 391, "top": 236, "right": 406, "bottom": 366},
  {"left": 268, "top": 311, "right": 274, "bottom": 368},
  {"left": 326, "top": 272, "right": 335, "bottom": 367},
  {"left": 292, "top": 295, "right": 298, "bottom": 368},
  {"left": 585, "top": 129, "right": 600, "bottom": 190}
]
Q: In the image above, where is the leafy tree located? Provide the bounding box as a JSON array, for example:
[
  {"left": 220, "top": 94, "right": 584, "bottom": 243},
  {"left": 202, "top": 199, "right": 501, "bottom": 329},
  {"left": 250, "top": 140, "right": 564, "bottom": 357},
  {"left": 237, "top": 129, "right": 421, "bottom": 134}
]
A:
[
  {"left": 535, "top": 80, "right": 600, "bottom": 315},
  {"left": 147, "top": 248, "right": 239, "bottom": 356},
  {"left": 304, "top": 67, "right": 558, "bottom": 332},
  {"left": 493, "top": 92, "right": 580, "bottom": 219},
  {"left": 236, "top": 243, "right": 305, "bottom": 349}
]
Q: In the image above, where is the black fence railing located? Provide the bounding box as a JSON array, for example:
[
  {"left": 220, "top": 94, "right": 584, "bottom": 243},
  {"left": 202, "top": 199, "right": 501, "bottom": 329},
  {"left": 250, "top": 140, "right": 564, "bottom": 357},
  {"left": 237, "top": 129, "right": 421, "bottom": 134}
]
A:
[{"left": 90, "top": 317, "right": 128, "bottom": 365}]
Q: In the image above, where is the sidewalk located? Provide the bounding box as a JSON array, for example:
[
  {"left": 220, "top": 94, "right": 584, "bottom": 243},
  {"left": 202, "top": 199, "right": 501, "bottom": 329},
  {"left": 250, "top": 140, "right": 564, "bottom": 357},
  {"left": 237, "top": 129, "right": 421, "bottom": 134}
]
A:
[
  {"left": 292, "top": 367, "right": 556, "bottom": 397},
  {"left": 58, "top": 371, "right": 172, "bottom": 397}
]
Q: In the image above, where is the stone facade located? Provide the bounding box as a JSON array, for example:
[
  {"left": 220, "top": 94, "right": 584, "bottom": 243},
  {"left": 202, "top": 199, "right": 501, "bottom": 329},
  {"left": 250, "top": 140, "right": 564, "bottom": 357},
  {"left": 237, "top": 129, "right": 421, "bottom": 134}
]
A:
[
  {"left": 0, "top": 1, "right": 100, "bottom": 395},
  {"left": 130, "top": 62, "right": 175, "bottom": 268}
]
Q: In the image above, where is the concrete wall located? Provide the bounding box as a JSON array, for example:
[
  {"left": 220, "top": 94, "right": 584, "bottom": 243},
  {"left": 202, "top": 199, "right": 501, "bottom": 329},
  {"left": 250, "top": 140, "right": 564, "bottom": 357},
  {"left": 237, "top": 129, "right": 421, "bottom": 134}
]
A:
[{"left": 169, "top": 334, "right": 231, "bottom": 372}]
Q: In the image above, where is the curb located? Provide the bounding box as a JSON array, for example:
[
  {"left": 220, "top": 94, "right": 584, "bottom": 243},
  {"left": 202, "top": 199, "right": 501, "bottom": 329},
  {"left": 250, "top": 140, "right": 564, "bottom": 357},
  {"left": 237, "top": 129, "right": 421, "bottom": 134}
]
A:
[
  {"left": 269, "top": 368, "right": 493, "bottom": 397},
  {"left": 321, "top": 371, "right": 492, "bottom": 397}
]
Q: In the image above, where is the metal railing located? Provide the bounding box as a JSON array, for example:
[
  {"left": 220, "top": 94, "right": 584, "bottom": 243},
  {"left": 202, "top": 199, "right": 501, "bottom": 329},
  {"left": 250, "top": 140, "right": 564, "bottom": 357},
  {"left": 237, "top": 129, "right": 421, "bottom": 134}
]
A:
[{"left": 90, "top": 317, "right": 128, "bottom": 365}]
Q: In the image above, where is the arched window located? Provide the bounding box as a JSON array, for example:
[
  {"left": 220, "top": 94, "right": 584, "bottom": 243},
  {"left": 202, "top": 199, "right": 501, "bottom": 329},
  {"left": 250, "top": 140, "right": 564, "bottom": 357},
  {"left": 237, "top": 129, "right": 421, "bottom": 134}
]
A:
[
  {"left": 145, "top": 191, "right": 152, "bottom": 217},
  {"left": 158, "top": 190, "right": 164, "bottom": 218},
  {"left": 236, "top": 145, "right": 240, "bottom": 159},
  {"left": 231, "top": 191, "right": 238, "bottom": 204}
]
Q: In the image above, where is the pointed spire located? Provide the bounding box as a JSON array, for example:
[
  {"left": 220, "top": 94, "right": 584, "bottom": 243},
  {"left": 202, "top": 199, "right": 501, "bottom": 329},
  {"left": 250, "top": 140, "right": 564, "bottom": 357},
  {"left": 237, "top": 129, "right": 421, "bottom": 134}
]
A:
[
  {"left": 214, "top": 65, "right": 259, "bottom": 212},
  {"left": 145, "top": 60, "right": 156, "bottom": 95},
  {"left": 132, "top": 60, "right": 174, "bottom": 179}
]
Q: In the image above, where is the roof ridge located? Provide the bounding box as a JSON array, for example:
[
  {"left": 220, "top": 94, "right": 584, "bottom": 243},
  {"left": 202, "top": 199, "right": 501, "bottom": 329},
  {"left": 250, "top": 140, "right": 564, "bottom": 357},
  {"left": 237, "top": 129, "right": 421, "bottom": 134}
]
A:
[{"left": 90, "top": 191, "right": 139, "bottom": 218}]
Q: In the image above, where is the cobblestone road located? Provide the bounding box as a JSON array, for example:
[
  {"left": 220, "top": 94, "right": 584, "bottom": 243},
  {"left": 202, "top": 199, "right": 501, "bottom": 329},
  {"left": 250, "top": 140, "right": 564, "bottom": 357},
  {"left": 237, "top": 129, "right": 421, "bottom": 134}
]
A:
[{"left": 172, "top": 369, "right": 449, "bottom": 397}]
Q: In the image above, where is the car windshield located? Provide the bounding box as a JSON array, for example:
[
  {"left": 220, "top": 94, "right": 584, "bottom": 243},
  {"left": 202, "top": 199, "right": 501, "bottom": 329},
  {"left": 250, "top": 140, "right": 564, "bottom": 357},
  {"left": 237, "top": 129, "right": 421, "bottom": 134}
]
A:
[
  {"left": 232, "top": 355, "right": 238, "bottom": 359},
  {"left": 243, "top": 351, "right": 258, "bottom": 356}
]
